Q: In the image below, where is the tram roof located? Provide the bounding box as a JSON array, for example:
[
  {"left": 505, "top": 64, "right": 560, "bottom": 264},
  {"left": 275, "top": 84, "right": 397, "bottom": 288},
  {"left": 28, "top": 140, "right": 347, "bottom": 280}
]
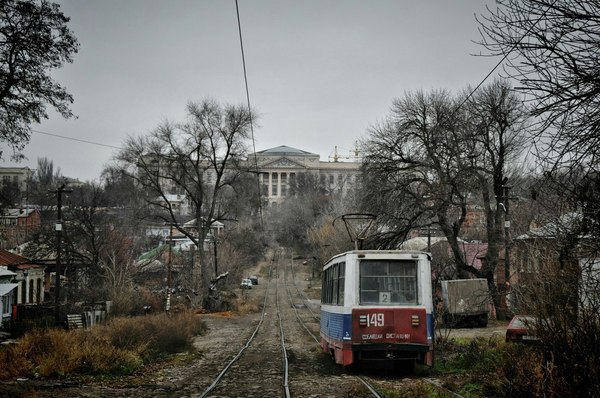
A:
[{"left": 323, "top": 249, "right": 430, "bottom": 267}]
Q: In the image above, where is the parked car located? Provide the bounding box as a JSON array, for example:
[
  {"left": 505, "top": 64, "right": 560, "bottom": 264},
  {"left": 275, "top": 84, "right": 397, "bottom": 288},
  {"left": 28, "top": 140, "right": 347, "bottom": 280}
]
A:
[
  {"left": 506, "top": 315, "right": 538, "bottom": 343},
  {"left": 240, "top": 279, "right": 253, "bottom": 289},
  {"left": 249, "top": 275, "right": 258, "bottom": 285}
]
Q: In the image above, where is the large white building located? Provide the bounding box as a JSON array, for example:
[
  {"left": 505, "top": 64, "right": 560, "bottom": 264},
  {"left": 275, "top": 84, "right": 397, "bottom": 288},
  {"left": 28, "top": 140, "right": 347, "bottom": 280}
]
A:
[
  {"left": 0, "top": 167, "right": 34, "bottom": 192},
  {"left": 248, "top": 146, "right": 361, "bottom": 205},
  {"left": 145, "top": 145, "right": 362, "bottom": 211}
]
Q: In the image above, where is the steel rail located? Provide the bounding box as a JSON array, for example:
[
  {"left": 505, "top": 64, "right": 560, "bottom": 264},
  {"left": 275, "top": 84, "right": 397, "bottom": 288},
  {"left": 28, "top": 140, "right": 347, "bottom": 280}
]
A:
[
  {"left": 283, "top": 260, "right": 320, "bottom": 345},
  {"left": 197, "top": 260, "right": 276, "bottom": 398},
  {"left": 283, "top": 249, "right": 383, "bottom": 398},
  {"left": 275, "top": 272, "right": 291, "bottom": 398}
]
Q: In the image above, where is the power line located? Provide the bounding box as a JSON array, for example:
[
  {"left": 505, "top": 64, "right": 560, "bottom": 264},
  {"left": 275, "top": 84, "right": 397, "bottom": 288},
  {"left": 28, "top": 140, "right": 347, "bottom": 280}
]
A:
[
  {"left": 455, "top": 0, "right": 558, "bottom": 112},
  {"left": 32, "top": 129, "right": 122, "bottom": 150},
  {"left": 235, "top": 0, "right": 263, "bottom": 226}
]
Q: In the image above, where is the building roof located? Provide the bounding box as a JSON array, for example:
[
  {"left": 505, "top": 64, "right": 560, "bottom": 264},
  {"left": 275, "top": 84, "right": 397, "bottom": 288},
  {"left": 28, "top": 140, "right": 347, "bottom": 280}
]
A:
[
  {"left": 0, "top": 283, "right": 18, "bottom": 296},
  {"left": 516, "top": 212, "right": 583, "bottom": 240},
  {"left": 1, "top": 208, "right": 39, "bottom": 218},
  {"left": 0, "top": 250, "right": 40, "bottom": 270},
  {"left": 399, "top": 237, "right": 450, "bottom": 251},
  {"left": 0, "top": 267, "right": 16, "bottom": 278},
  {"left": 256, "top": 146, "right": 316, "bottom": 156}
]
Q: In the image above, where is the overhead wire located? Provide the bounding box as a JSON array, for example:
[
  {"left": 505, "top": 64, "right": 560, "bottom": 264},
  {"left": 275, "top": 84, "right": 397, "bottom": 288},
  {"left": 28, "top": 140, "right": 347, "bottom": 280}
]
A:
[
  {"left": 27, "top": 3, "right": 555, "bottom": 175},
  {"left": 31, "top": 129, "right": 122, "bottom": 150},
  {"left": 454, "top": 0, "right": 558, "bottom": 114},
  {"left": 235, "top": 0, "right": 263, "bottom": 227}
]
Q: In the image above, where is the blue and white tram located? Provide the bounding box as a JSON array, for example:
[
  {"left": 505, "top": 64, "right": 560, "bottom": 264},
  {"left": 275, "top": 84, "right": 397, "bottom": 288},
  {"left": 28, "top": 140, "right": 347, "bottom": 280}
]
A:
[{"left": 320, "top": 250, "right": 434, "bottom": 368}]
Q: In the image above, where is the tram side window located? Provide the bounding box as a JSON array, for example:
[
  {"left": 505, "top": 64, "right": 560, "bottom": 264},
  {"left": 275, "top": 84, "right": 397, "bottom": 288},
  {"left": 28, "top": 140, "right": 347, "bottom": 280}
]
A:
[
  {"left": 338, "top": 262, "right": 345, "bottom": 305},
  {"left": 321, "top": 262, "right": 345, "bottom": 305},
  {"left": 359, "top": 260, "right": 417, "bottom": 305}
]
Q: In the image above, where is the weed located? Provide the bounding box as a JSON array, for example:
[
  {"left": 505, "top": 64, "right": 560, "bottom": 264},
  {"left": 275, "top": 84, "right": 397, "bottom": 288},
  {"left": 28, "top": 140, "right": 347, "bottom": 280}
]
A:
[{"left": 0, "top": 310, "right": 206, "bottom": 380}]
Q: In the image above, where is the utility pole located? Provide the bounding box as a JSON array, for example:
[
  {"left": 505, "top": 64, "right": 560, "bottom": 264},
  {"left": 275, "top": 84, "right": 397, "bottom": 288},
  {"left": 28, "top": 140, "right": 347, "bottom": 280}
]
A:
[
  {"left": 50, "top": 184, "right": 72, "bottom": 325},
  {"left": 213, "top": 234, "right": 218, "bottom": 278},
  {"left": 501, "top": 182, "right": 517, "bottom": 316},
  {"left": 166, "top": 225, "right": 173, "bottom": 312},
  {"left": 503, "top": 184, "right": 512, "bottom": 288}
]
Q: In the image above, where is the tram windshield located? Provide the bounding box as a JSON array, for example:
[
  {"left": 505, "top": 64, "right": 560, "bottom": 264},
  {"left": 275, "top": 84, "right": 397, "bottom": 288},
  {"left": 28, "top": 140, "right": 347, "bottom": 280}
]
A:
[{"left": 359, "top": 260, "right": 418, "bottom": 305}]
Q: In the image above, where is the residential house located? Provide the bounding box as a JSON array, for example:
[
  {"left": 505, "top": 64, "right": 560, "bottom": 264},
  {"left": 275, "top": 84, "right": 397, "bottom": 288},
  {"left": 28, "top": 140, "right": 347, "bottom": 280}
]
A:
[
  {"left": 0, "top": 167, "right": 34, "bottom": 192},
  {"left": 507, "top": 212, "right": 598, "bottom": 312},
  {"left": 511, "top": 213, "right": 583, "bottom": 286},
  {"left": 0, "top": 267, "right": 18, "bottom": 324},
  {"left": 0, "top": 250, "right": 46, "bottom": 305},
  {"left": 0, "top": 208, "right": 42, "bottom": 249}
]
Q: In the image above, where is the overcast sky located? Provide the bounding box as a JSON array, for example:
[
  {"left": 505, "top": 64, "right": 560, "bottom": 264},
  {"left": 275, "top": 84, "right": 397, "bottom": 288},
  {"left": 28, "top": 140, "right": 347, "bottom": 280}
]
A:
[{"left": 2, "top": 0, "right": 499, "bottom": 182}]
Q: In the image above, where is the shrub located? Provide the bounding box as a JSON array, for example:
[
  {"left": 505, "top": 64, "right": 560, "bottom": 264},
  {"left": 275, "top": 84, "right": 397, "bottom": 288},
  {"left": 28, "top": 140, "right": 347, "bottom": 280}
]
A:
[
  {"left": 0, "top": 311, "right": 206, "bottom": 380},
  {"left": 234, "top": 295, "right": 260, "bottom": 315},
  {"left": 109, "top": 287, "right": 164, "bottom": 316}
]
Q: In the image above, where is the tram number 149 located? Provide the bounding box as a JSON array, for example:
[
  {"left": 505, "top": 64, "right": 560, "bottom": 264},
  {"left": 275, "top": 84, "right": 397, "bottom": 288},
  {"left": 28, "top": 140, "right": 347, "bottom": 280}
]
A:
[{"left": 360, "top": 313, "right": 384, "bottom": 327}]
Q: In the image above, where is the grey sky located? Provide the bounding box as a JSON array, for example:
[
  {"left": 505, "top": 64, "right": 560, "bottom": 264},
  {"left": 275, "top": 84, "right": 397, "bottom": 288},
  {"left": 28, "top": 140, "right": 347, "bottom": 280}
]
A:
[{"left": 2, "top": 0, "right": 498, "bottom": 182}]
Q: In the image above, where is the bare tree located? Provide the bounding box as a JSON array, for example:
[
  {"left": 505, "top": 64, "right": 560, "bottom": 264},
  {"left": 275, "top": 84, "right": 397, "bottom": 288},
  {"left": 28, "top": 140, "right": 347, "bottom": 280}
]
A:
[
  {"left": 462, "top": 79, "right": 530, "bottom": 317},
  {"left": 362, "top": 83, "right": 529, "bottom": 318},
  {"left": 476, "top": 0, "right": 600, "bottom": 170},
  {"left": 115, "top": 99, "right": 254, "bottom": 308},
  {"left": 0, "top": 0, "right": 79, "bottom": 160},
  {"left": 362, "top": 89, "right": 474, "bottom": 264}
]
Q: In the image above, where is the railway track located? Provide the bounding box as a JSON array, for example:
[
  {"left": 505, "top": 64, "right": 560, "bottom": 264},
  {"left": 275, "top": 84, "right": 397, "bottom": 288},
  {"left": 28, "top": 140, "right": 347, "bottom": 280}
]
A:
[
  {"left": 198, "top": 248, "right": 378, "bottom": 398},
  {"left": 281, "top": 249, "right": 383, "bottom": 398},
  {"left": 281, "top": 249, "right": 466, "bottom": 398},
  {"left": 4, "top": 247, "right": 465, "bottom": 397}
]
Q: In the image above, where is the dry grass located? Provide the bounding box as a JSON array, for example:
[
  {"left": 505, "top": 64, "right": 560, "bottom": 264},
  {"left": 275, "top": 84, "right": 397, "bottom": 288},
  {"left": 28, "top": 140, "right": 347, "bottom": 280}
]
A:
[
  {"left": 234, "top": 296, "right": 261, "bottom": 315},
  {"left": 0, "top": 311, "right": 206, "bottom": 380}
]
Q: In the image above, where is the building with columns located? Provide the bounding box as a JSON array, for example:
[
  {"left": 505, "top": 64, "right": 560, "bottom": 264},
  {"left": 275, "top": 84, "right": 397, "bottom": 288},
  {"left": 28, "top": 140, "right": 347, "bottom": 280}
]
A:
[
  {"left": 248, "top": 146, "right": 361, "bottom": 205},
  {"left": 146, "top": 145, "right": 362, "bottom": 212}
]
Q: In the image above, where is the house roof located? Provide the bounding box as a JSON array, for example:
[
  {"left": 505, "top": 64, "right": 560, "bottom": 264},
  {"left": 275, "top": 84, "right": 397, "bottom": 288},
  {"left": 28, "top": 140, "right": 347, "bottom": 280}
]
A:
[
  {"left": 516, "top": 212, "right": 583, "bottom": 240},
  {"left": 0, "top": 250, "right": 41, "bottom": 270},
  {"left": 399, "top": 237, "right": 450, "bottom": 251},
  {"left": 399, "top": 237, "right": 487, "bottom": 269},
  {"left": 182, "top": 219, "right": 224, "bottom": 228},
  {"left": 0, "top": 267, "right": 16, "bottom": 278},
  {"left": 1, "top": 208, "right": 38, "bottom": 218},
  {"left": 255, "top": 146, "right": 316, "bottom": 156},
  {"left": 0, "top": 283, "right": 18, "bottom": 296}
]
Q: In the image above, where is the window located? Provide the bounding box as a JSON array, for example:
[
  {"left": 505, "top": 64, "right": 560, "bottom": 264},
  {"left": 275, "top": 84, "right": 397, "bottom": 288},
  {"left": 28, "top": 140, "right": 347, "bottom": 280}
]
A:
[
  {"left": 37, "top": 279, "right": 42, "bottom": 303},
  {"left": 2, "top": 294, "right": 10, "bottom": 314},
  {"left": 271, "top": 173, "right": 279, "bottom": 196},
  {"left": 321, "top": 262, "right": 345, "bottom": 305},
  {"left": 282, "top": 173, "right": 288, "bottom": 196},
  {"left": 261, "top": 173, "right": 269, "bottom": 194},
  {"left": 360, "top": 260, "right": 417, "bottom": 305},
  {"left": 289, "top": 173, "right": 296, "bottom": 194},
  {"left": 29, "top": 279, "right": 34, "bottom": 303}
]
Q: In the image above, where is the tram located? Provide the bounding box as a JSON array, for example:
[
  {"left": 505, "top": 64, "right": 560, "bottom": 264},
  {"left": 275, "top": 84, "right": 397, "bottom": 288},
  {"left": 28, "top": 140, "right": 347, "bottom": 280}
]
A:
[{"left": 320, "top": 250, "right": 434, "bottom": 369}]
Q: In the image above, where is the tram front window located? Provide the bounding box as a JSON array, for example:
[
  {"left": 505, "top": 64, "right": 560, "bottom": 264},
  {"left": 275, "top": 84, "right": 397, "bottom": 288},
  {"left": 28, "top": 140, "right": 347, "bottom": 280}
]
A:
[{"left": 359, "top": 260, "right": 418, "bottom": 305}]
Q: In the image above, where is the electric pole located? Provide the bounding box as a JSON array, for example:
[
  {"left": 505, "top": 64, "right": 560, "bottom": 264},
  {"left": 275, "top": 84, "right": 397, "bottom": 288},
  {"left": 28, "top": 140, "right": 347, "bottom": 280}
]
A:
[
  {"left": 501, "top": 181, "right": 517, "bottom": 316},
  {"left": 166, "top": 224, "right": 173, "bottom": 312},
  {"left": 50, "top": 184, "right": 72, "bottom": 325}
]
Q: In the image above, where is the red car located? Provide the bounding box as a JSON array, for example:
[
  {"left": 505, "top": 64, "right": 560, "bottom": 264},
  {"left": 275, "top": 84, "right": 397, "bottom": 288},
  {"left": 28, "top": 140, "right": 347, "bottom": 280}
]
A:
[{"left": 505, "top": 315, "right": 539, "bottom": 343}]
